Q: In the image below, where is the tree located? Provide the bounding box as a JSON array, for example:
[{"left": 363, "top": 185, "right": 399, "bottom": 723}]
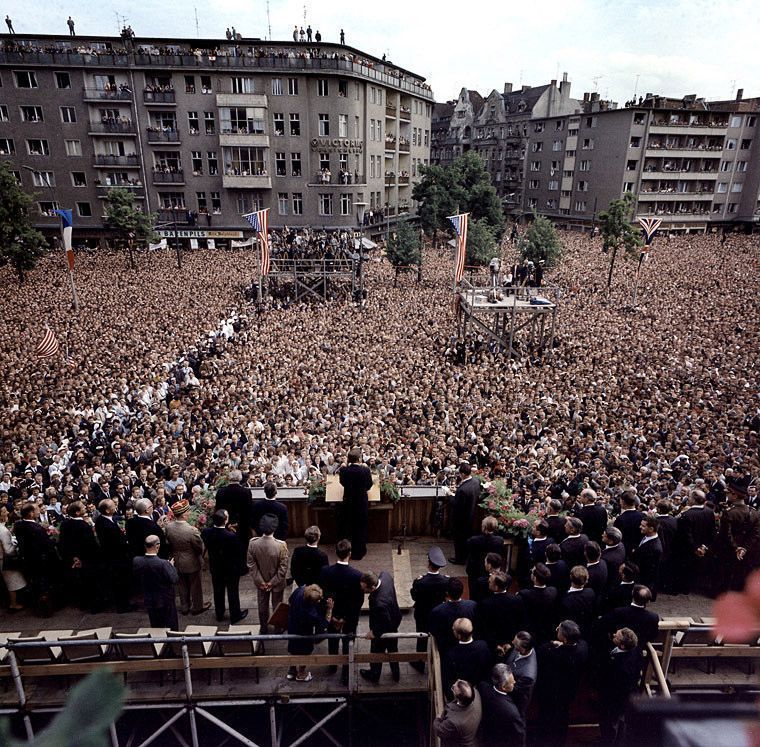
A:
[
  {"left": 451, "top": 151, "right": 504, "bottom": 232},
  {"left": 598, "top": 192, "right": 643, "bottom": 290},
  {"left": 412, "top": 164, "right": 462, "bottom": 247},
  {"left": 386, "top": 218, "right": 421, "bottom": 286},
  {"left": 0, "top": 162, "right": 47, "bottom": 283},
  {"left": 466, "top": 218, "right": 499, "bottom": 267},
  {"left": 103, "top": 188, "right": 157, "bottom": 268},
  {"left": 517, "top": 213, "right": 564, "bottom": 268}
]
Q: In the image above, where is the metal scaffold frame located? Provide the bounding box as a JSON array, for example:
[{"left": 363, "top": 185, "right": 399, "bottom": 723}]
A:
[{"left": 266, "top": 258, "right": 358, "bottom": 302}]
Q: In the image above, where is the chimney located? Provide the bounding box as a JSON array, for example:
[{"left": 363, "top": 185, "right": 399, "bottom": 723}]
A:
[
  {"left": 583, "top": 92, "right": 590, "bottom": 103},
  {"left": 559, "top": 72, "right": 570, "bottom": 99},
  {"left": 522, "top": 84, "right": 529, "bottom": 93},
  {"left": 736, "top": 88, "right": 744, "bottom": 101},
  {"left": 504, "top": 82, "right": 512, "bottom": 94}
]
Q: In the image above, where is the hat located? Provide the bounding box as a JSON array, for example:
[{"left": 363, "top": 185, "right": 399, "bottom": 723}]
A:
[
  {"left": 727, "top": 476, "right": 749, "bottom": 498},
  {"left": 171, "top": 499, "right": 191, "bottom": 516},
  {"left": 428, "top": 546, "right": 447, "bottom": 568}
]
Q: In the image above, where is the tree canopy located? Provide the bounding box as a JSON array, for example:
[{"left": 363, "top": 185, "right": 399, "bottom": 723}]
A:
[
  {"left": 386, "top": 218, "right": 421, "bottom": 268},
  {"left": 518, "top": 213, "right": 564, "bottom": 268},
  {"left": 0, "top": 162, "right": 47, "bottom": 282},
  {"left": 598, "top": 192, "right": 643, "bottom": 289},
  {"left": 466, "top": 218, "right": 499, "bottom": 266}
]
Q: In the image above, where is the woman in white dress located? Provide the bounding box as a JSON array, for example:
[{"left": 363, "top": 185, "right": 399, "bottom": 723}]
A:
[{"left": 0, "top": 505, "right": 26, "bottom": 609}]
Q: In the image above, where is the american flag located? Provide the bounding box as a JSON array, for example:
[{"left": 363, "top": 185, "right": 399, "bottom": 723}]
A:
[
  {"left": 64, "top": 345, "right": 76, "bottom": 370},
  {"left": 448, "top": 213, "right": 469, "bottom": 284},
  {"left": 36, "top": 327, "right": 60, "bottom": 359},
  {"left": 243, "top": 209, "right": 270, "bottom": 275}
]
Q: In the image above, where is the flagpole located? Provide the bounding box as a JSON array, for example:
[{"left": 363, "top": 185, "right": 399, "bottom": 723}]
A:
[{"left": 257, "top": 233, "right": 263, "bottom": 303}]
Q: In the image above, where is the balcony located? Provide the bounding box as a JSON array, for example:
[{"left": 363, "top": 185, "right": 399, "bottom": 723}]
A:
[
  {"left": 637, "top": 191, "right": 714, "bottom": 201},
  {"left": 222, "top": 173, "right": 272, "bottom": 189},
  {"left": 385, "top": 104, "right": 397, "bottom": 118},
  {"left": 309, "top": 172, "right": 365, "bottom": 186},
  {"left": 143, "top": 89, "right": 176, "bottom": 104},
  {"left": 399, "top": 107, "right": 411, "bottom": 121},
  {"left": 385, "top": 175, "right": 396, "bottom": 186},
  {"left": 398, "top": 139, "right": 410, "bottom": 153},
  {"left": 398, "top": 175, "right": 410, "bottom": 185},
  {"left": 82, "top": 87, "right": 133, "bottom": 102},
  {"left": 96, "top": 183, "right": 144, "bottom": 198},
  {"left": 219, "top": 131, "right": 269, "bottom": 148},
  {"left": 156, "top": 208, "right": 193, "bottom": 224},
  {"left": 88, "top": 121, "right": 137, "bottom": 135},
  {"left": 93, "top": 154, "right": 141, "bottom": 168},
  {"left": 146, "top": 129, "right": 181, "bottom": 144},
  {"left": 152, "top": 170, "right": 185, "bottom": 185},
  {"left": 645, "top": 145, "right": 723, "bottom": 159},
  {"left": 384, "top": 138, "right": 396, "bottom": 151},
  {"left": 641, "top": 169, "right": 718, "bottom": 180},
  {"left": 216, "top": 93, "right": 268, "bottom": 108},
  {"left": 649, "top": 124, "right": 723, "bottom": 137}
]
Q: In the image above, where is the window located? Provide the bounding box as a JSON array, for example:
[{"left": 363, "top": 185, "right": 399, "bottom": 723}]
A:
[
  {"left": 730, "top": 116, "right": 742, "bottom": 128},
  {"left": 531, "top": 141, "right": 543, "bottom": 152},
  {"left": 577, "top": 180, "right": 588, "bottom": 192},
  {"left": 271, "top": 78, "right": 283, "bottom": 96},
  {"left": 717, "top": 182, "right": 728, "bottom": 193},
  {"left": 64, "top": 139, "right": 81, "bottom": 156},
  {"left": 319, "top": 113, "right": 329, "bottom": 136},
  {"left": 223, "top": 146, "right": 266, "bottom": 175},
  {"left": 55, "top": 71, "right": 71, "bottom": 89},
  {"left": 623, "top": 182, "right": 634, "bottom": 192},
  {"left": 424, "top": 129, "right": 429, "bottom": 146},
  {"left": 38, "top": 200, "right": 60, "bottom": 215},
  {"left": 76, "top": 202, "right": 92, "bottom": 217},
  {"left": 188, "top": 111, "right": 199, "bottom": 134},
  {"left": 736, "top": 161, "right": 748, "bottom": 172},
  {"left": 528, "top": 179, "right": 539, "bottom": 189},
  {"left": 278, "top": 192, "right": 289, "bottom": 215},
  {"left": 530, "top": 161, "right": 541, "bottom": 172},
  {"left": 292, "top": 192, "right": 303, "bottom": 214},
  {"left": 534, "top": 122, "right": 545, "bottom": 133},
  {"left": 204, "top": 112, "right": 215, "bottom": 135},
  {"left": 184, "top": 75, "right": 196, "bottom": 94},
  {"left": 318, "top": 79, "right": 329, "bottom": 96},
  {"left": 288, "top": 78, "right": 299, "bottom": 95},
  {"left": 720, "top": 161, "right": 731, "bottom": 172},
  {"left": 231, "top": 77, "right": 254, "bottom": 94},
  {"left": 200, "top": 75, "right": 212, "bottom": 94},
  {"left": 566, "top": 149, "right": 576, "bottom": 157},
  {"left": 0, "top": 105, "right": 8, "bottom": 122},
  {"left": 727, "top": 202, "right": 738, "bottom": 213},
  {"left": 546, "top": 199, "right": 557, "bottom": 209},
  {"left": 630, "top": 136, "right": 641, "bottom": 148},
  {"left": 71, "top": 172, "right": 86, "bottom": 187},
  {"left": 337, "top": 80, "right": 348, "bottom": 98},
  {"left": 14, "top": 70, "right": 38, "bottom": 88},
  {"left": 207, "top": 151, "right": 218, "bottom": 175},
  {"left": 291, "top": 152, "right": 301, "bottom": 177},
  {"left": 552, "top": 140, "right": 562, "bottom": 151},
  {"left": 20, "top": 105, "right": 43, "bottom": 122},
  {"left": 273, "top": 113, "right": 284, "bottom": 136},
  {"left": 585, "top": 116, "right": 597, "bottom": 128},
  {"left": 236, "top": 193, "right": 262, "bottom": 214},
  {"left": 60, "top": 106, "right": 77, "bottom": 123},
  {"left": 633, "top": 113, "right": 646, "bottom": 125},
  {"left": 275, "top": 152, "right": 286, "bottom": 176},
  {"left": 548, "top": 180, "right": 558, "bottom": 191},
  {"left": 196, "top": 192, "right": 207, "bottom": 210},
  {"left": 582, "top": 138, "right": 594, "bottom": 150},
  {"left": 319, "top": 193, "right": 333, "bottom": 215},
  {"left": 319, "top": 152, "right": 330, "bottom": 171},
  {"left": 748, "top": 116, "right": 756, "bottom": 127},
  {"left": 27, "top": 139, "right": 50, "bottom": 156},
  {"left": 527, "top": 197, "right": 537, "bottom": 208},
  {"left": 354, "top": 116, "right": 360, "bottom": 138},
  {"left": 31, "top": 171, "right": 55, "bottom": 187},
  {"left": 731, "top": 182, "right": 743, "bottom": 192},
  {"left": 626, "top": 159, "right": 638, "bottom": 171},
  {"left": 740, "top": 139, "right": 752, "bottom": 149},
  {"left": 369, "top": 119, "right": 375, "bottom": 141},
  {"left": 338, "top": 114, "right": 348, "bottom": 138},
  {"left": 221, "top": 107, "right": 265, "bottom": 135},
  {"left": 289, "top": 113, "right": 300, "bottom": 136},
  {"left": 191, "top": 151, "right": 203, "bottom": 174},
  {"left": 574, "top": 200, "right": 587, "bottom": 212},
  {"left": 211, "top": 192, "right": 221, "bottom": 213},
  {"left": 579, "top": 160, "right": 591, "bottom": 171},
  {"left": 369, "top": 154, "right": 375, "bottom": 179},
  {"left": 725, "top": 138, "right": 737, "bottom": 150},
  {"left": 340, "top": 193, "right": 351, "bottom": 215}
]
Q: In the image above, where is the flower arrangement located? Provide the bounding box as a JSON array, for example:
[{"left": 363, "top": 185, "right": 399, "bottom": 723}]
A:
[
  {"left": 380, "top": 479, "right": 401, "bottom": 504},
  {"left": 307, "top": 477, "right": 326, "bottom": 506},
  {"left": 479, "top": 479, "right": 538, "bottom": 539},
  {"left": 167, "top": 488, "right": 216, "bottom": 529}
]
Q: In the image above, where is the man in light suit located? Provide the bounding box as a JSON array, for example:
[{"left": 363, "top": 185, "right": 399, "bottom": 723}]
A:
[
  {"left": 247, "top": 515, "right": 289, "bottom": 632},
  {"left": 165, "top": 499, "right": 209, "bottom": 615},
  {"left": 504, "top": 631, "right": 537, "bottom": 718},
  {"left": 132, "top": 534, "right": 179, "bottom": 630},
  {"left": 433, "top": 679, "right": 482, "bottom": 747}
]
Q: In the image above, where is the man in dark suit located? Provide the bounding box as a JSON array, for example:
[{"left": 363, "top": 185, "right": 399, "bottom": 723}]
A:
[
  {"left": 558, "top": 565, "right": 596, "bottom": 639},
  {"left": 126, "top": 498, "right": 166, "bottom": 558},
  {"left": 58, "top": 500, "right": 104, "bottom": 612},
  {"left": 319, "top": 539, "right": 364, "bottom": 685},
  {"left": 518, "top": 564, "right": 558, "bottom": 645},
  {"left": 289, "top": 525, "right": 328, "bottom": 586},
  {"left": 584, "top": 541, "right": 608, "bottom": 604},
  {"left": 132, "top": 534, "right": 179, "bottom": 630},
  {"left": 96, "top": 497, "right": 133, "bottom": 612},
  {"left": 470, "top": 551, "right": 503, "bottom": 604},
  {"left": 560, "top": 517, "right": 589, "bottom": 569},
  {"left": 360, "top": 570, "right": 403, "bottom": 682},
  {"left": 215, "top": 469, "right": 254, "bottom": 547},
  {"left": 504, "top": 631, "right": 537, "bottom": 718},
  {"left": 601, "top": 526, "right": 626, "bottom": 590},
  {"left": 632, "top": 515, "right": 663, "bottom": 600},
  {"left": 476, "top": 570, "right": 525, "bottom": 656},
  {"left": 535, "top": 620, "right": 589, "bottom": 747},
  {"left": 477, "top": 663, "right": 526, "bottom": 747},
  {"left": 676, "top": 489, "right": 716, "bottom": 594},
  {"left": 202, "top": 509, "right": 248, "bottom": 623},
  {"left": 528, "top": 520, "right": 552, "bottom": 568},
  {"left": 613, "top": 491, "right": 645, "bottom": 559},
  {"left": 603, "top": 561, "right": 639, "bottom": 613},
  {"left": 575, "top": 488, "right": 608, "bottom": 544},
  {"left": 250, "top": 481, "right": 288, "bottom": 541},
  {"left": 446, "top": 617, "right": 492, "bottom": 688},
  {"left": 655, "top": 499, "right": 679, "bottom": 593},
  {"left": 338, "top": 448, "right": 373, "bottom": 560},
  {"left": 717, "top": 478, "right": 760, "bottom": 592},
  {"left": 544, "top": 499, "right": 566, "bottom": 544},
  {"left": 14, "top": 502, "right": 58, "bottom": 614},
  {"left": 449, "top": 462, "right": 482, "bottom": 564},
  {"left": 596, "top": 585, "right": 660, "bottom": 651},
  {"left": 544, "top": 544, "right": 569, "bottom": 594},
  {"left": 466, "top": 516, "right": 503, "bottom": 591},
  {"left": 429, "top": 577, "right": 477, "bottom": 655},
  {"left": 410, "top": 546, "right": 450, "bottom": 673}
]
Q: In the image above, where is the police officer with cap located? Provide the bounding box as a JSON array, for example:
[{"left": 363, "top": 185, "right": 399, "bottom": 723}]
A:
[{"left": 410, "top": 546, "right": 449, "bottom": 673}]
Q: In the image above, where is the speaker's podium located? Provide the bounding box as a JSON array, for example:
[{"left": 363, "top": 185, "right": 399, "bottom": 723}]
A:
[{"left": 313, "top": 473, "right": 393, "bottom": 543}]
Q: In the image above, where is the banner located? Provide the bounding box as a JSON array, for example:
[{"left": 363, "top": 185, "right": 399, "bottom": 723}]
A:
[
  {"left": 148, "top": 238, "right": 167, "bottom": 251},
  {"left": 231, "top": 238, "right": 255, "bottom": 248},
  {"left": 207, "top": 239, "right": 215, "bottom": 249},
  {"left": 190, "top": 238, "right": 199, "bottom": 249}
]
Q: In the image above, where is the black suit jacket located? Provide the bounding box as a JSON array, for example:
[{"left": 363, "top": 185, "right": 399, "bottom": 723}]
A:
[
  {"left": 536, "top": 640, "right": 589, "bottom": 710},
  {"left": 58, "top": 518, "right": 101, "bottom": 566},
  {"left": 126, "top": 515, "right": 166, "bottom": 558},
  {"left": 250, "top": 498, "right": 289, "bottom": 541},
  {"left": 411, "top": 571, "right": 450, "bottom": 628},
  {"left": 339, "top": 464, "right": 372, "bottom": 514},
  {"left": 132, "top": 554, "right": 178, "bottom": 608},
  {"left": 677, "top": 506, "right": 716, "bottom": 554},
  {"left": 614, "top": 510, "right": 645, "bottom": 559},
  {"left": 545, "top": 515, "right": 566, "bottom": 544},
  {"left": 586, "top": 561, "right": 608, "bottom": 602},
  {"left": 603, "top": 582, "right": 635, "bottom": 614},
  {"left": 202, "top": 526, "right": 246, "bottom": 578},
  {"left": 477, "top": 682, "right": 526, "bottom": 747},
  {"left": 576, "top": 503, "right": 608, "bottom": 544},
  {"left": 318, "top": 562, "right": 364, "bottom": 630},
  {"left": 368, "top": 570, "right": 402, "bottom": 636},
  {"left": 656, "top": 515, "right": 678, "bottom": 559},
  {"left": 600, "top": 645, "right": 644, "bottom": 712},
  {"left": 546, "top": 560, "right": 570, "bottom": 594},
  {"left": 429, "top": 599, "right": 477, "bottom": 653},
  {"left": 446, "top": 640, "right": 493, "bottom": 686},
  {"left": 214, "top": 482, "right": 254, "bottom": 541},
  {"left": 631, "top": 536, "right": 663, "bottom": 598},
  {"left": 476, "top": 592, "right": 526, "bottom": 651},
  {"left": 518, "top": 586, "right": 558, "bottom": 644},
  {"left": 558, "top": 588, "right": 596, "bottom": 639},
  {"left": 466, "top": 533, "right": 504, "bottom": 579},
  {"left": 560, "top": 534, "right": 589, "bottom": 569},
  {"left": 597, "top": 604, "right": 660, "bottom": 650},
  {"left": 601, "top": 544, "right": 626, "bottom": 587},
  {"left": 450, "top": 478, "right": 481, "bottom": 531},
  {"left": 13, "top": 519, "right": 56, "bottom": 574},
  {"left": 290, "top": 545, "right": 328, "bottom": 587},
  {"left": 95, "top": 514, "right": 130, "bottom": 565},
  {"left": 529, "top": 536, "right": 550, "bottom": 567}
]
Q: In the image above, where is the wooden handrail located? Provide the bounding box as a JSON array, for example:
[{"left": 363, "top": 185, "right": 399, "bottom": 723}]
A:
[{"left": 646, "top": 643, "right": 671, "bottom": 698}]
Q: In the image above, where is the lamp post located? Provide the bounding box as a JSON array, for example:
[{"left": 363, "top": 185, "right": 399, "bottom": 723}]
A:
[
  {"left": 353, "top": 201, "right": 367, "bottom": 302},
  {"left": 22, "top": 165, "right": 79, "bottom": 311},
  {"left": 170, "top": 204, "right": 182, "bottom": 270}
]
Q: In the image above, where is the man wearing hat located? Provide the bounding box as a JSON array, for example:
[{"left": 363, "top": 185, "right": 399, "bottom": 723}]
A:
[
  {"left": 717, "top": 477, "right": 760, "bottom": 591},
  {"left": 410, "top": 546, "right": 450, "bottom": 673},
  {"left": 247, "top": 514, "right": 289, "bottom": 632},
  {"left": 166, "top": 499, "right": 210, "bottom": 615}
]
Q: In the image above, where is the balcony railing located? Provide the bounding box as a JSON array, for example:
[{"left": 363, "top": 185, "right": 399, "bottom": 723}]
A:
[
  {"left": 95, "top": 183, "right": 144, "bottom": 197},
  {"left": 146, "top": 129, "right": 180, "bottom": 143},
  {"left": 398, "top": 140, "right": 410, "bottom": 153},
  {"left": 93, "top": 154, "right": 140, "bottom": 167},
  {"left": 152, "top": 170, "right": 185, "bottom": 184},
  {"left": 143, "top": 89, "right": 176, "bottom": 104},
  {"left": 398, "top": 175, "right": 410, "bottom": 185},
  {"left": 82, "top": 87, "right": 133, "bottom": 101},
  {"left": 385, "top": 104, "right": 397, "bottom": 117},
  {"left": 89, "top": 121, "right": 136, "bottom": 135},
  {"left": 156, "top": 207, "right": 193, "bottom": 224},
  {"left": 399, "top": 107, "right": 411, "bottom": 120}
]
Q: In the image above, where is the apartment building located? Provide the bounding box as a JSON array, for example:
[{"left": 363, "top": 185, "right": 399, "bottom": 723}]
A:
[{"left": 0, "top": 34, "right": 434, "bottom": 245}]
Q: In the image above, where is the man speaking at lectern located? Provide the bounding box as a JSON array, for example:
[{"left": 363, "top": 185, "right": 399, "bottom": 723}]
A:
[{"left": 339, "top": 448, "right": 373, "bottom": 560}]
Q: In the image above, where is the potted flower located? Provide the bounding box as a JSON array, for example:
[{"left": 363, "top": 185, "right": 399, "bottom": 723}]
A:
[
  {"left": 307, "top": 477, "right": 326, "bottom": 506},
  {"left": 380, "top": 479, "right": 401, "bottom": 505}
]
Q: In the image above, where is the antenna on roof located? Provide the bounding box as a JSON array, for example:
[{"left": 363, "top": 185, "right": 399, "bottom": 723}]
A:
[
  {"left": 194, "top": 7, "right": 200, "bottom": 38},
  {"left": 730, "top": 79, "right": 736, "bottom": 98},
  {"left": 266, "top": 0, "right": 272, "bottom": 40},
  {"left": 592, "top": 74, "right": 604, "bottom": 91},
  {"left": 633, "top": 74, "right": 640, "bottom": 100}
]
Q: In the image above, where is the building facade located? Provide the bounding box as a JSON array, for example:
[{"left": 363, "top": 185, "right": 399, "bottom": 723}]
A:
[{"left": 0, "top": 34, "right": 434, "bottom": 244}]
